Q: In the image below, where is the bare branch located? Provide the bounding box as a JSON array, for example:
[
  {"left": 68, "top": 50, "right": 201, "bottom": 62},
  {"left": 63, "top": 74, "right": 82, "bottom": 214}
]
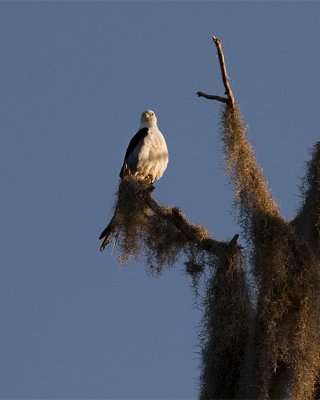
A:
[
  {"left": 197, "top": 91, "right": 229, "bottom": 104},
  {"left": 197, "top": 36, "right": 235, "bottom": 107},
  {"left": 212, "top": 36, "right": 235, "bottom": 108}
]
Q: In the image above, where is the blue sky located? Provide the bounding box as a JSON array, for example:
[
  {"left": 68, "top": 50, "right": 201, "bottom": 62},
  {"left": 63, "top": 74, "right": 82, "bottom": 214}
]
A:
[{"left": 1, "top": 1, "right": 320, "bottom": 398}]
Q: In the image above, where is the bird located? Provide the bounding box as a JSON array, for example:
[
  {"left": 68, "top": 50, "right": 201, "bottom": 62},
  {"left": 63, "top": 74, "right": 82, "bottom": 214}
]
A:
[
  {"left": 99, "top": 110, "right": 169, "bottom": 251},
  {"left": 119, "top": 109, "right": 169, "bottom": 183}
]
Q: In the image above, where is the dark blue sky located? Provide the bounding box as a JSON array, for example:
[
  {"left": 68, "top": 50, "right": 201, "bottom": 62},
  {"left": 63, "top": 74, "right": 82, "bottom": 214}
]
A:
[{"left": 1, "top": 2, "right": 320, "bottom": 398}]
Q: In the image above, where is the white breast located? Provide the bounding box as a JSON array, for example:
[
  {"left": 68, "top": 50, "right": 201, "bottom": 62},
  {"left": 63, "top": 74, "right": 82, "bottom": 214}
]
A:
[{"left": 136, "top": 127, "right": 169, "bottom": 181}]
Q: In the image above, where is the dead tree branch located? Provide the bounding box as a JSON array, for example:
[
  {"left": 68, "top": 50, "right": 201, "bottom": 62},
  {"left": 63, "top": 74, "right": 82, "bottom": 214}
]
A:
[
  {"left": 212, "top": 36, "right": 235, "bottom": 107},
  {"left": 197, "top": 36, "right": 235, "bottom": 108},
  {"left": 196, "top": 91, "right": 229, "bottom": 104}
]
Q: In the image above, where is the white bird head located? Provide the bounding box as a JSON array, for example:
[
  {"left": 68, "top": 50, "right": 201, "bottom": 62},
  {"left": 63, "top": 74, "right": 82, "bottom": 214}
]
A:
[{"left": 140, "top": 110, "right": 157, "bottom": 128}]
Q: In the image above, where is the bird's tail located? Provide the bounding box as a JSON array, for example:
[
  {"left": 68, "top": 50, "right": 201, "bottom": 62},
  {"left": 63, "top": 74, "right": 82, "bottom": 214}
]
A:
[
  {"left": 99, "top": 224, "right": 113, "bottom": 251},
  {"left": 99, "top": 206, "right": 120, "bottom": 252}
]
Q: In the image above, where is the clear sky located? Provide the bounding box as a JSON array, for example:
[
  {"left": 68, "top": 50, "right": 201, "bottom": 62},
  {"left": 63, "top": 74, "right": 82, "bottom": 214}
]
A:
[{"left": 1, "top": 1, "right": 320, "bottom": 398}]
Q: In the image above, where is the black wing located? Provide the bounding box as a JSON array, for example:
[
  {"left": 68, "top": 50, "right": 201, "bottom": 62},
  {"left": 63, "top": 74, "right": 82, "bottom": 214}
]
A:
[{"left": 119, "top": 127, "right": 149, "bottom": 178}]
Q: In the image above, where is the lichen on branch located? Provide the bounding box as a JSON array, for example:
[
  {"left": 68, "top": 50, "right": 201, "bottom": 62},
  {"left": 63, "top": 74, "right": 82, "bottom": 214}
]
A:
[
  {"left": 100, "top": 176, "right": 240, "bottom": 277},
  {"left": 292, "top": 141, "right": 320, "bottom": 258}
]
